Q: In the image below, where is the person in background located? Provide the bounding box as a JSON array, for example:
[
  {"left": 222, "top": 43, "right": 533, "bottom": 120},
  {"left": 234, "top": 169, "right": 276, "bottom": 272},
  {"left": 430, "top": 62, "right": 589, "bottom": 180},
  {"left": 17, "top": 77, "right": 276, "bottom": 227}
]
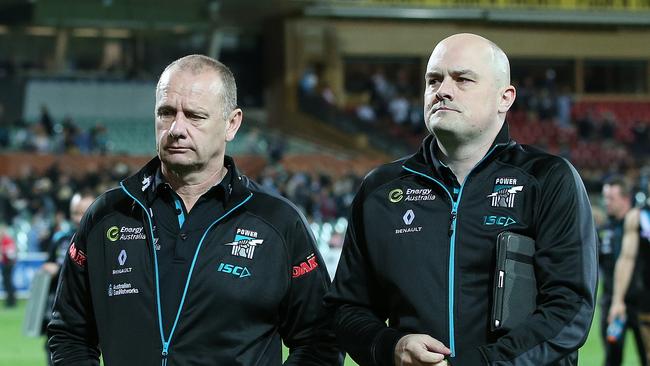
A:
[
  {"left": 1, "top": 223, "right": 17, "bottom": 308},
  {"left": 41, "top": 192, "right": 95, "bottom": 366},
  {"left": 598, "top": 177, "right": 647, "bottom": 366},
  {"left": 609, "top": 179, "right": 650, "bottom": 365}
]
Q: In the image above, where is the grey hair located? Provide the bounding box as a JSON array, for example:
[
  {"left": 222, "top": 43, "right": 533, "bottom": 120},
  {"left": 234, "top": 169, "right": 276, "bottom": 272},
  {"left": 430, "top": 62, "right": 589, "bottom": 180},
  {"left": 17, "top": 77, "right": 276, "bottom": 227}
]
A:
[{"left": 158, "top": 54, "right": 237, "bottom": 120}]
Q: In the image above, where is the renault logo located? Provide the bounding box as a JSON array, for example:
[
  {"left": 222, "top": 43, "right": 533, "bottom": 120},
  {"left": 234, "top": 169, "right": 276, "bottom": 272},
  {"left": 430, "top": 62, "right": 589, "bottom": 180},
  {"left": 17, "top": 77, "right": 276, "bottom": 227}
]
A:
[
  {"left": 403, "top": 210, "right": 415, "bottom": 225},
  {"left": 118, "top": 249, "right": 127, "bottom": 266}
]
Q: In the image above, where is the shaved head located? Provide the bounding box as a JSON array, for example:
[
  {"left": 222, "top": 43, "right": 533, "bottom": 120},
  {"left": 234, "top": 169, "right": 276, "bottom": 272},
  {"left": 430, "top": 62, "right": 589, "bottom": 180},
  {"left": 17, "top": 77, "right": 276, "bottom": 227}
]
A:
[
  {"left": 436, "top": 33, "right": 510, "bottom": 88},
  {"left": 423, "top": 32, "right": 516, "bottom": 145}
]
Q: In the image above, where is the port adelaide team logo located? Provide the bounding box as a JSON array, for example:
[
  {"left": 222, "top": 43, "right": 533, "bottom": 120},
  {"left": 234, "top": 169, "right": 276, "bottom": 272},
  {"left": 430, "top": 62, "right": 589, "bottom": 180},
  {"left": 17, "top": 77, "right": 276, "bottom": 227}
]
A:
[
  {"left": 224, "top": 228, "right": 264, "bottom": 259},
  {"left": 487, "top": 177, "right": 523, "bottom": 208}
]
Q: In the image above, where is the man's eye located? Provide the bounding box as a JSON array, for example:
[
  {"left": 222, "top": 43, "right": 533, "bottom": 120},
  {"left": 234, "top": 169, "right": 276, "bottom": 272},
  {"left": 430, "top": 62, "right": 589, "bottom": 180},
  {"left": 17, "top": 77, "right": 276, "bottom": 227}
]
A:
[{"left": 188, "top": 114, "right": 205, "bottom": 121}]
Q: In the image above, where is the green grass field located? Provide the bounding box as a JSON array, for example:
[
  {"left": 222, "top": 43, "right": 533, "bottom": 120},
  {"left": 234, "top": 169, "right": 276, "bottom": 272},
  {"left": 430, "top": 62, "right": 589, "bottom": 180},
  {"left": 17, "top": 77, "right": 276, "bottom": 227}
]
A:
[{"left": 0, "top": 299, "right": 642, "bottom": 365}]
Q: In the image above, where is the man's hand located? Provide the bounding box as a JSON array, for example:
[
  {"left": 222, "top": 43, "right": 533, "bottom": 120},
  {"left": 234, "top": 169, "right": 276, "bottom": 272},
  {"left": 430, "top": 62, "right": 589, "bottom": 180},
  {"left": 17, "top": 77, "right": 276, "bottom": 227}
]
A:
[
  {"left": 394, "top": 334, "right": 451, "bottom": 366},
  {"left": 608, "top": 300, "right": 627, "bottom": 324}
]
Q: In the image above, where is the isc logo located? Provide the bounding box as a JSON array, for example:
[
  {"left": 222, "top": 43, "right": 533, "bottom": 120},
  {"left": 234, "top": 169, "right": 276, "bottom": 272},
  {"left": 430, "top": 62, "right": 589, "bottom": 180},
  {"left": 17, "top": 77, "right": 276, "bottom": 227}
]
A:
[
  {"left": 217, "top": 262, "right": 251, "bottom": 278},
  {"left": 483, "top": 215, "right": 517, "bottom": 227}
]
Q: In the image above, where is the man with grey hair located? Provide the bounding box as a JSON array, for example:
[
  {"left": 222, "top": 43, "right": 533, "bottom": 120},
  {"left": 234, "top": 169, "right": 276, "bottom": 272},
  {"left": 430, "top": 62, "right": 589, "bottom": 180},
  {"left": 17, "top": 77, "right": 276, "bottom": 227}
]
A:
[
  {"left": 48, "top": 54, "right": 343, "bottom": 365},
  {"left": 326, "top": 33, "right": 597, "bottom": 365}
]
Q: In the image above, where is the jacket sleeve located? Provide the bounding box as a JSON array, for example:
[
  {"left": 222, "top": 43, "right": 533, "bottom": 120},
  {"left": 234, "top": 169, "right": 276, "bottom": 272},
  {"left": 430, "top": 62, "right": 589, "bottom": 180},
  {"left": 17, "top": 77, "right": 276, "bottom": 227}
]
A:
[
  {"left": 280, "top": 210, "right": 345, "bottom": 365},
  {"left": 474, "top": 158, "right": 598, "bottom": 365},
  {"left": 47, "top": 210, "right": 101, "bottom": 366},
  {"left": 324, "top": 184, "right": 406, "bottom": 366}
]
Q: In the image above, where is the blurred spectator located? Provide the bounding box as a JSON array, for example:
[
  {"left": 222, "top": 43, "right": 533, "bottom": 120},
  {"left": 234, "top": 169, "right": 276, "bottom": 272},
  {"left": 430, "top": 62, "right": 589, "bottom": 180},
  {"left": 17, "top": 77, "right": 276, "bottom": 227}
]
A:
[
  {"left": 555, "top": 85, "right": 573, "bottom": 128},
  {"left": 388, "top": 93, "right": 410, "bottom": 125},
  {"left": 537, "top": 88, "right": 556, "bottom": 121},
  {"left": 577, "top": 110, "right": 596, "bottom": 140},
  {"left": 356, "top": 93, "right": 376, "bottom": 123},
  {"left": 41, "top": 192, "right": 95, "bottom": 366},
  {"left": 0, "top": 102, "right": 9, "bottom": 148},
  {"left": 299, "top": 66, "right": 318, "bottom": 97},
  {"left": 1, "top": 224, "right": 17, "bottom": 308},
  {"left": 39, "top": 105, "right": 54, "bottom": 136},
  {"left": 631, "top": 122, "right": 649, "bottom": 156},
  {"left": 90, "top": 123, "right": 109, "bottom": 154},
  {"left": 600, "top": 112, "right": 618, "bottom": 141}
]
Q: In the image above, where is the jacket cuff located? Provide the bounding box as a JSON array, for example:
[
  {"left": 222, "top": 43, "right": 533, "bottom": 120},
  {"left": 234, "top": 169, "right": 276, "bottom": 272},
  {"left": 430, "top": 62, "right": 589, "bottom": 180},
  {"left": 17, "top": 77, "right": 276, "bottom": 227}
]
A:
[{"left": 372, "top": 328, "right": 408, "bottom": 366}]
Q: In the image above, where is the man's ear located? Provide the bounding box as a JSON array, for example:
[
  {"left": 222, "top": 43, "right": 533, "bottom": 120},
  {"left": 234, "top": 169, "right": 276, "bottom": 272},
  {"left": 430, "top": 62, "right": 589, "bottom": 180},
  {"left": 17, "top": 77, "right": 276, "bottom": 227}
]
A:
[
  {"left": 225, "top": 108, "right": 243, "bottom": 142},
  {"left": 498, "top": 85, "right": 516, "bottom": 114}
]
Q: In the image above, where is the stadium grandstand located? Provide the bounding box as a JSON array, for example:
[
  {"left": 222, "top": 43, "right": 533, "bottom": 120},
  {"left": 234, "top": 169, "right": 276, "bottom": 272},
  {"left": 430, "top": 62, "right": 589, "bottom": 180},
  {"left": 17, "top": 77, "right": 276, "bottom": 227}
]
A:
[{"left": 1, "top": 0, "right": 650, "bottom": 364}]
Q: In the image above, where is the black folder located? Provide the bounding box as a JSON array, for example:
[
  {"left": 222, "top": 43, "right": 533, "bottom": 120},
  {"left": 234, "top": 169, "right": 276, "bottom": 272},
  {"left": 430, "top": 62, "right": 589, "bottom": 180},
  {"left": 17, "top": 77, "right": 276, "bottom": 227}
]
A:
[{"left": 491, "top": 232, "right": 537, "bottom": 332}]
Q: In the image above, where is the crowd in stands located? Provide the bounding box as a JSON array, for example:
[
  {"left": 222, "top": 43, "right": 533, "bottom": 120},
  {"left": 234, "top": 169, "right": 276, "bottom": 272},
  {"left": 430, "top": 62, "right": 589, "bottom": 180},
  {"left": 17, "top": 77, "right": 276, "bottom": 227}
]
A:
[
  {"left": 0, "top": 157, "right": 360, "bottom": 260},
  {"left": 298, "top": 64, "right": 424, "bottom": 155},
  {"left": 0, "top": 104, "right": 109, "bottom": 154},
  {"left": 298, "top": 63, "right": 650, "bottom": 193}
]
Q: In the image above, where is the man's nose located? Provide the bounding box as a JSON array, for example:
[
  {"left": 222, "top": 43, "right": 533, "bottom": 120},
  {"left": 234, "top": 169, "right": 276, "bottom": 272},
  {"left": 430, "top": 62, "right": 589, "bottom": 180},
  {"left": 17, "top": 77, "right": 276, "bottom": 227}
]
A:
[
  {"left": 169, "top": 111, "right": 188, "bottom": 138},
  {"left": 435, "top": 77, "right": 454, "bottom": 101}
]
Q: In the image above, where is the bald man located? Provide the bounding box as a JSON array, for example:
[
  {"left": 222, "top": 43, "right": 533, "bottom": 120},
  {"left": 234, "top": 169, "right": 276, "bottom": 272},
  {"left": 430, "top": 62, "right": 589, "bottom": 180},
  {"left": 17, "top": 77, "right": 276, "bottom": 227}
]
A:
[{"left": 325, "top": 34, "right": 597, "bottom": 365}]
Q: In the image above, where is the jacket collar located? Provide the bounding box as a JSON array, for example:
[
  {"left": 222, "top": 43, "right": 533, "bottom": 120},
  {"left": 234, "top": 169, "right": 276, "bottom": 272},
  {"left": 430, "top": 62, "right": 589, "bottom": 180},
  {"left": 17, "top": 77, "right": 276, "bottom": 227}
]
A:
[
  {"left": 121, "top": 155, "right": 251, "bottom": 212},
  {"left": 403, "top": 122, "right": 514, "bottom": 179}
]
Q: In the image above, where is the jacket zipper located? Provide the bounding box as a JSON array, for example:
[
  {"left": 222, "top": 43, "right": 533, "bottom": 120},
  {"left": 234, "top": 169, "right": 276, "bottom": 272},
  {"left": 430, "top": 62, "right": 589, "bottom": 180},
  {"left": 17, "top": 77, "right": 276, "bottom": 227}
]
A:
[
  {"left": 402, "top": 166, "right": 457, "bottom": 356},
  {"left": 401, "top": 142, "right": 505, "bottom": 358},
  {"left": 120, "top": 182, "right": 252, "bottom": 365}
]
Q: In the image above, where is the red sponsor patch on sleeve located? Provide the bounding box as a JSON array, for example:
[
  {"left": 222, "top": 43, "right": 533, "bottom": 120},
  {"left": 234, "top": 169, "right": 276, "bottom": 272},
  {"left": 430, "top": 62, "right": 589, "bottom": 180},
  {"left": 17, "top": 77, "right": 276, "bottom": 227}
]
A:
[
  {"left": 292, "top": 253, "right": 319, "bottom": 278},
  {"left": 68, "top": 242, "right": 87, "bottom": 267}
]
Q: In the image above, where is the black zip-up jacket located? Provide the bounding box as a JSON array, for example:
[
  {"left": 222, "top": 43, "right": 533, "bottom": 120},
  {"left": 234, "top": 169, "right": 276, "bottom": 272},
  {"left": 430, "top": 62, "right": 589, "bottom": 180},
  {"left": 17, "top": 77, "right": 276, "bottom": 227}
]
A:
[
  {"left": 325, "top": 124, "right": 598, "bottom": 365},
  {"left": 48, "top": 157, "right": 343, "bottom": 366}
]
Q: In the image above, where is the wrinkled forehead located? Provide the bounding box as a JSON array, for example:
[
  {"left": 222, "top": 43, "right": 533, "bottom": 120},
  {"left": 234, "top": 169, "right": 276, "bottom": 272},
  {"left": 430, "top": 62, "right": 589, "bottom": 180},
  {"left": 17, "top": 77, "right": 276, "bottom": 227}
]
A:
[
  {"left": 426, "top": 40, "right": 494, "bottom": 75},
  {"left": 156, "top": 68, "right": 221, "bottom": 101}
]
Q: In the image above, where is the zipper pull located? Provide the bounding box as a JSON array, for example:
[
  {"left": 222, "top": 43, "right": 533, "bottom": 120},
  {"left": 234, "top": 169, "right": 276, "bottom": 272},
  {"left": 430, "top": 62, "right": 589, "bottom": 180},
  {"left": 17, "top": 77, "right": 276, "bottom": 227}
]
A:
[
  {"left": 161, "top": 342, "right": 169, "bottom": 366},
  {"left": 448, "top": 211, "right": 457, "bottom": 236}
]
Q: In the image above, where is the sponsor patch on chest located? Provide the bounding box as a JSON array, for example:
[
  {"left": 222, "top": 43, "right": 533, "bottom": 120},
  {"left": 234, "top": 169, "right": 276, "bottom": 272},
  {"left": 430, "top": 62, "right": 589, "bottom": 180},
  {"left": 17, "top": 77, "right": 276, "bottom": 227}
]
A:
[
  {"left": 224, "top": 228, "right": 264, "bottom": 259},
  {"left": 487, "top": 177, "right": 524, "bottom": 208}
]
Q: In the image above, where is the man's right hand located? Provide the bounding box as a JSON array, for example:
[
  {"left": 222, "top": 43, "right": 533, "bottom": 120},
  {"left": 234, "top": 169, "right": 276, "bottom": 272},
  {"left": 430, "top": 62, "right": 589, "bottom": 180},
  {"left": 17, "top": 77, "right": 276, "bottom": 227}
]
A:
[
  {"left": 394, "top": 334, "right": 451, "bottom": 366},
  {"left": 608, "top": 300, "right": 627, "bottom": 324}
]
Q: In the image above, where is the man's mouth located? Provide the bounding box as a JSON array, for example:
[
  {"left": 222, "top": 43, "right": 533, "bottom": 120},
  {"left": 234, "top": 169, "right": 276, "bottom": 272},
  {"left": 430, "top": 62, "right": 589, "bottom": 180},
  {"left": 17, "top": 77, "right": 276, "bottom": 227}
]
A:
[
  {"left": 166, "top": 146, "right": 191, "bottom": 152},
  {"left": 433, "top": 106, "right": 458, "bottom": 113}
]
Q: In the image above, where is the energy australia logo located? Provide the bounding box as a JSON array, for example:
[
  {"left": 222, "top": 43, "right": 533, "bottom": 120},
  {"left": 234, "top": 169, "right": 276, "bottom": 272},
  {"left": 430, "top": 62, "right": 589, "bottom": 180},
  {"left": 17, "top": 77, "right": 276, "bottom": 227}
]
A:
[
  {"left": 106, "top": 226, "right": 146, "bottom": 242},
  {"left": 388, "top": 188, "right": 436, "bottom": 203},
  {"left": 107, "top": 226, "right": 119, "bottom": 242},
  {"left": 487, "top": 177, "right": 523, "bottom": 208},
  {"left": 388, "top": 189, "right": 403, "bottom": 203}
]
